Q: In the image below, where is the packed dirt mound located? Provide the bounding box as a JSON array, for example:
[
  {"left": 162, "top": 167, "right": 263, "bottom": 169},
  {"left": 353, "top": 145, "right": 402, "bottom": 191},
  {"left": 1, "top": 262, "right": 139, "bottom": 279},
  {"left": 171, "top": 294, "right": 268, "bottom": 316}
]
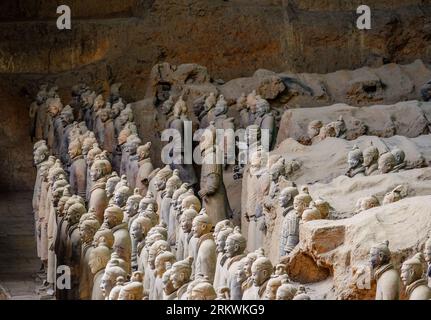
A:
[
  {"left": 287, "top": 196, "right": 431, "bottom": 299},
  {"left": 276, "top": 100, "right": 431, "bottom": 145}
]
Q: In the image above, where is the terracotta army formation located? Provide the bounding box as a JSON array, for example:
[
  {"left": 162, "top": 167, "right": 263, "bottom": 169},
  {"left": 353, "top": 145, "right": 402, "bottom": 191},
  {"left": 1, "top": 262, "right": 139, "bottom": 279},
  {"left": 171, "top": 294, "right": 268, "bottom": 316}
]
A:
[{"left": 27, "top": 74, "right": 431, "bottom": 301}]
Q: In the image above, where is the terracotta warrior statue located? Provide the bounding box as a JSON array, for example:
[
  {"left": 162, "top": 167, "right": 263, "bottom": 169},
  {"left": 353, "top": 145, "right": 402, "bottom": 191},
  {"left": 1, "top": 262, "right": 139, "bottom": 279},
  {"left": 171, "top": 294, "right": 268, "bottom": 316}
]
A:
[
  {"left": 244, "top": 257, "right": 273, "bottom": 300},
  {"left": 363, "top": 142, "right": 379, "bottom": 176},
  {"left": 59, "top": 105, "right": 75, "bottom": 164},
  {"left": 130, "top": 216, "right": 152, "bottom": 271},
  {"left": 213, "top": 226, "right": 233, "bottom": 291},
  {"left": 263, "top": 275, "right": 288, "bottom": 300},
  {"left": 378, "top": 151, "right": 397, "bottom": 174},
  {"left": 382, "top": 185, "right": 406, "bottom": 205},
  {"left": 241, "top": 249, "right": 264, "bottom": 300},
  {"left": 162, "top": 269, "right": 177, "bottom": 300},
  {"left": 391, "top": 147, "right": 407, "bottom": 171},
  {"left": 369, "top": 240, "right": 400, "bottom": 300},
  {"left": 113, "top": 120, "right": 136, "bottom": 174},
  {"left": 105, "top": 171, "right": 121, "bottom": 202},
  {"left": 223, "top": 227, "right": 247, "bottom": 292},
  {"left": 355, "top": 195, "right": 380, "bottom": 213},
  {"left": 124, "top": 188, "right": 143, "bottom": 228},
  {"left": 78, "top": 217, "right": 100, "bottom": 300},
  {"left": 191, "top": 212, "right": 217, "bottom": 283},
  {"left": 85, "top": 143, "right": 102, "bottom": 202},
  {"left": 177, "top": 208, "right": 198, "bottom": 261},
  {"left": 31, "top": 85, "right": 48, "bottom": 141},
  {"left": 254, "top": 97, "right": 275, "bottom": 150},
  {"left": 135, "top": 142, "right": 154, "bottom": 196},
  {"left": 276, "top": 282, "right": 297, "bottom": 300},
  {"left": 170, "top": 256, "right": 194, "bottom": 300},
  {"left": 152, "top": 250, "right": 176, "bottom": 300},
  {"left": 279, "top": 190, "right": 310, "bottom": 258},
  {"left": 98, "top": 106, "right": 116, "bottom": 155},
  {"left": 346, "top": 145, "right": 365, "bottom": 178},
  {"left": 64, "top": 202, "right": 86, "bottom": 299},
  {"left": 123, "top": 134, "right": 142, "bottom": 189},
  {"left": 46, "top": 97, "right": 64, "bottom": 156},
  {"left": 199, "top": 123, "right": 232, "bottom": 225},
  {"left": 88, "top": 152, "right": 112, "bottom": 224},
  {"left": 152, "top": 165, "right": 173, "bottom": 210},
  {"left": 189, "top": 281, "right": 217, "bottom": 300},
  {"left": 100, "top": 261, "right": 128, "bottom": 300},
  {"left": 103, "top": 205, "right": 132, "bottom": 273},
  {"left": 89, "top": 242, "right": 112, "bottom": 300},
  {"left": 400, "top": 253, "right": 431, "bottom": 300},
  {"left": 199, "top": 92, "right": 217, "bottom": 128},
  {"left": 118, "top": 281, "right": 145, "bottom": 300},
  {"left": 147, "top": 240, "right": 171, "bottom": 299},
  {"left": 112, "top": 182, "right": 132, "bottom": 210},
  {"left": 68, "top": 138, "right": 87, "bottom": 198},
  {"left": 112, "top": 99, "right": 126, "bottom": 136}
]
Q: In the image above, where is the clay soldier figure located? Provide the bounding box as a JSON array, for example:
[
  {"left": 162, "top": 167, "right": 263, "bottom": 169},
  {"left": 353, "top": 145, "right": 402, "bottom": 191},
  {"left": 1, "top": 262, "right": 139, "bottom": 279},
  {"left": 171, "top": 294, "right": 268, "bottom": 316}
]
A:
[
  {"left": 88, "top": 228, "right": 114, "bottom": 299},
  {"left": 162, "top": 269, "right": 177, "bottom": 300},
  {"left": 199, "top": 123, "right": 232, "bottom": 225},
  {"left": 189, "top": 281, "right": 217, "bottom": 300},
  {"left": 81, "top": 90, "right": 96, "bottom": 130},
  {"left": 148, "top": 240, "right": 171, "bottom": 298},
  {"left": 92, "top": 95, "right": 105, "bottom": 138},
  {"left": 113, "top": 183, "right": 132, "bottom": 210},
  {"left": 59, "top": 105, "right": 75, "bottom": 165},
  {"left": 103, "top": 205, "right": 132, "bottom": 273},
  {"left": 382, "top": 185, "right": 406, "bottom": 205},
  {"left": 78, "top": 217, "right": 100, "bottom": 300},
  {"left": 105, "top": 171, "right": 121, "bottom": 203},
  {"left": 191, "top": 212, "right": 217, "bottom": 283},
  {"left": 307, "top": 120, "right": 323, "bottom": 144},
  {"left": 135, "top": 142, "right": 154, "bottom": 196},
  {"left": 166, "top": 96, "right": 198, "bottom": 187},
  {"left": 276, "top": 282, "right": 297, "bottom": 300},
  {"left": 30, "top": 85, "right": 48, "bottom": 141},
  {"left": 237, "top": 93, "right": 250, "bottom": 129},
  {"left": 85, "top": 143, "right": 102, "bottom": 202},
  {"left": 391, "top": 147, "right": 407, "bottom": 171},
  {"left": 177, "top": 208, "right": 198, "bottom": 261},
  {"left": 378, "top": 152, "right": 397, "bottom": 174},
  {"left": 88, "top": 152, "right": 112, "bottom": 224},
  {"left": 280, "top": 191, "right": 311, "bottom": 258},
  {"left": 241, "top": 249, "right": 264, "bottom": 300},
  {"left": 153, "top": 251, "right": 176, "bottom": 300},
  {"left": 33, "top": 143, "right": 50, "bottom": 261},
  {"left": 277, "top": 186, "right": 299, "bottom": 241},
  {"left": 152, "top": 165, "right": 173, "bottom": 210},
  {"left": 346, "top": 145, "right": 366, "bottom": 178},
  {"left": 82, "top": 132, "right": 97, "bottom": 158},
  {"left": 118, "top": 281, "right": 145, "bottom": 300},
  {"left": 46, "top": 97, "right": 63, "bottom": 156},
  {"left": 244, "top": 257, "right": 273, "bottom": 300},
  {"left": 130, "top": 216, "right": 152, "bottom": 271},
  {"left": 355, "top": 195, "right": 380, "bottom": 213},
  {"left": 170, "top": 256, "right": 194, "bottom": 300},
  {"left": 98, "top": 106, "right": 116, "bottom": 156},
  {"left": 124, "top": 135, "right": 142, "bottom": 190},
  {"left": 100, "top": 262, "right": 128, "bottom": 300},
  {"left": 223, "top": 227, "right": 247, "bottom": 291},
  {"left": 400, "top": 253, "right": 431, "bottom": 300},
  {"left": 68, "top": 138, "right": 87, "bottom": 199},
  {"left": 112, "top": 99, "right": 126, "bottom": 136},
  {"left": 363, "top": 142, "right": 379, "bottom": 176},
  {"left": 64, "top": 202, "right": 86, "bottom": 299},
  {"left": 199, "top": 92, "right": 217, "bottom": 128},
  {"left": 369, "top": 240, "right": 400, "bottom": 300},
  {"left": 124, "top": 189, "right": 143, "bottom": 270},
  {"left": 254, "top": 97, "right": 275, "bottom": 150},
  {"left": 213, "top": 226, "right": 233, "bottom": 290},
  {"left": 424, "top": 238, "right": 431, "bottom": 286}
]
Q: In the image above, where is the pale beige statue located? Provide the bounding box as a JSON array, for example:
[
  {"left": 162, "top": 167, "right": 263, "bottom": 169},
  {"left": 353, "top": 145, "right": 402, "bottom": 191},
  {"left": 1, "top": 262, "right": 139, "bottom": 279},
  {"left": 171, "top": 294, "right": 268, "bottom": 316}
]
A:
[
  {"left": 89, "top": 152, "right": 112, "bottom": 224},
  {"left": 276, "top": 282, "right": 297, "bottom": 300},
  {"left": 382, "top": 185, "right": 406, "bottom": 205},
  {"left": 213, "top": 226, "right": 233, "bottom": 291},
  {"left": 153, "top": 250, "right": 176, "bottom": 300},
  {"left": 355, "top": 195, "right": 380, "bottom": 213},
  {"left": 162, "top": 269, "right": 177, "bottom": 300},
  {"left": 363, "top": 142, "right": 379, "bottom": 176},
  {"left": 88, "top": 243, "right": 112, "bottom": 300},
  {"left": 135, "top": 142, "right": 154, "bottom": 196},
  {"left": 191, "top": 212, "right": 217, "bottom": 283},
  {"left": 222, "top": 227, "right": 247, "bottom": 292},
  {"left": 103, "top": 205, "right": 132, "bottom": 273},
  {"left": 241, "top": 249, "right": 265, "bottom": 300},
  {"left": 118, "top": 281, "right": 145, "bottom": 300},
  {"left": 100, "top": 260, "right": 128, "bottom": 300},
  {"left": 170, "top": 256, "right": 194, "bottom": 300},
  {"left": 400, "top": 253, "right": 431, "bottom": 300},
  {"left": 177, "top": 208, "right": 198, "bottom": 261},
  {"left": 243, "top": 257, "right": 273, "bottom": 300},
  {"left": 346, "top": 145, "right": 365, "bottom": 178},
  {"left": 189, "top": 282, "right": 217, "bottom": 300},
  {"left": 369, "top": 240, "right": 400, "bottom": 300},
  {"left": 68, "top": 138, "right": 87, "bottom": 198}
]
